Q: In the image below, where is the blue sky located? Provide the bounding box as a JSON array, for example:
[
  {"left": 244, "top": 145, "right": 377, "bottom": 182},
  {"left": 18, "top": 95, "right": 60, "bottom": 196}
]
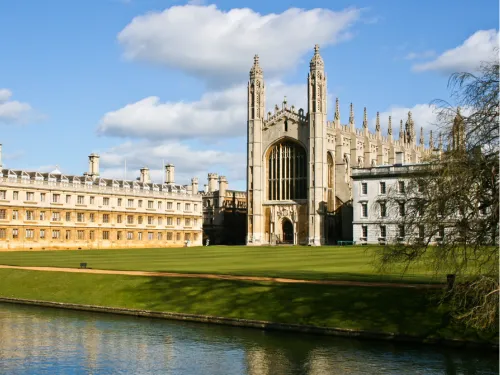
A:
[{"left": 0, "top": 0, "right": 498, "bottom": 190}]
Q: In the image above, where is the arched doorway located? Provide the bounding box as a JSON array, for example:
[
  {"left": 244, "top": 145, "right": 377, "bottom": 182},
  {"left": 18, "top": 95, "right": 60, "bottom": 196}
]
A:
[{"left": 282, "top": 219, "right": 294, "bottom": 244}]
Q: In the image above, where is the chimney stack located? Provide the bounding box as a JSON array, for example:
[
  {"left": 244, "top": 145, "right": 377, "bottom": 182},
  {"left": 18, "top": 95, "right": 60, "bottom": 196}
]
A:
[
  {"left": 191, "top": 177, "right": 199, "bottom": 195},
  {"left": 88, "top": 153, "right": 100, "bottom": 177},
  {"left": 207, "top": 173, "right": 218, "bottom": 192},
  {"left": 165, "top": 164, "right": 175, "bottom": 184},
  {"left": 139, "top": 167, "right": 151, "bottom": 184}
]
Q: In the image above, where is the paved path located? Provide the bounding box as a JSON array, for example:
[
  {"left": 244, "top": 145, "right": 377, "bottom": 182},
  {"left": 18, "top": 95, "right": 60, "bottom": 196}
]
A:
[{"left": 0, "top": 265, "right": 443, "bottom": 289}]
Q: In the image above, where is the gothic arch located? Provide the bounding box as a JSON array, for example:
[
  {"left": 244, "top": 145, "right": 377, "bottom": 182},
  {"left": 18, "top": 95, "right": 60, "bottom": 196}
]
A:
[{"left": 265, "top": 138, "right": 307, "bottom": 201}]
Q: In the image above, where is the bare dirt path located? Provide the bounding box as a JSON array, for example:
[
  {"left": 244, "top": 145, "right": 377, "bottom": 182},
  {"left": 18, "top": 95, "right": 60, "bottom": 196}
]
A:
[{"left": 0, "top": 265, "right": 443, "bottom": 289}]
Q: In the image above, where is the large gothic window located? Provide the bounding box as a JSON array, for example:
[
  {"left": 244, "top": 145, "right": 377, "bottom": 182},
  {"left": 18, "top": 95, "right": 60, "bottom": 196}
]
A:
[
  {"left": 267, "top": 141, "right": 307, "bottom": 200},
  {"left": 327, "top": 153, "right": 334, "bottom": 212}
]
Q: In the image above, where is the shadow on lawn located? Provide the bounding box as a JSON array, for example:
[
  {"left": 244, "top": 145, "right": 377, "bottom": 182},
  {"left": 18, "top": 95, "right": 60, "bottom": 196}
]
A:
[{"left": 123, "top": 273, "right": 454, "bottom": 339}]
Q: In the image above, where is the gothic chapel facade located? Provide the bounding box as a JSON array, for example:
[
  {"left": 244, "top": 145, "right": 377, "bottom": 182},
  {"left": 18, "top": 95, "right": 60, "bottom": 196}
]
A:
[{"left": 246, "top": 45, "right": 434, "bottom": 246}]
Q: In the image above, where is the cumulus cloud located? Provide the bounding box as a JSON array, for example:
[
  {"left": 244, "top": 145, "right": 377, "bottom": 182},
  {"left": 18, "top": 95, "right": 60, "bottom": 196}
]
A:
[
  {"left": 117, "top": 4, "right": 362, "bottom": 85},
  {"left": 0, "top": 88, "right": 36, "bottom": 124},
  {"left": 98, "top": 140, "right": 247, "bottom": 188},
  {"left": 97, "top": 80, "right": 309, "bottom": 141},
  {"left": 413, "top": 29, "right": 498, "bottom": 73}
]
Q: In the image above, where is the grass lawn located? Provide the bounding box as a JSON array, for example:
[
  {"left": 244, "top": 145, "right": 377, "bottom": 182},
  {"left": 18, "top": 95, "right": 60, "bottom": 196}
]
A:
[
  {"left": 0, "top": 268, "right": 494, "bottom": 343},
  {"left": 0, "top": 245, "right": 442, "bottom": 284}
]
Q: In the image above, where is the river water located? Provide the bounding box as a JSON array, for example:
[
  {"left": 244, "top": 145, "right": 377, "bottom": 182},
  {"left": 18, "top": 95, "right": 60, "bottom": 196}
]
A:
[{"left": 0, "top": 303, "right": 497, "bottom": 375}]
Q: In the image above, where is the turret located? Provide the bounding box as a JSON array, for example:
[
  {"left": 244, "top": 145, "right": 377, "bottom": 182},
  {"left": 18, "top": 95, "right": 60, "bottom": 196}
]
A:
[
  {"left": 139, "top": 167, "right": 151, "bottom": 184},
  {"left": 452, "top": 107, "right": 465, "bottom": 151},
  {"left": 218, "top": 176, "right": 228, "bottom": 205},
  {"left": 208, "top": 173, "right": 218, "bottom": 193},
  {"left": 165, "top": 164, "right": 175, "bottom": 184}
]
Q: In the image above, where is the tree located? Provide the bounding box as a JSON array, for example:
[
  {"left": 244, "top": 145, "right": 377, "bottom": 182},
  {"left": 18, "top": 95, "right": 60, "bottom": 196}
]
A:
[{"left": 376, "top": 55, "right": 499, "bottom": 332}]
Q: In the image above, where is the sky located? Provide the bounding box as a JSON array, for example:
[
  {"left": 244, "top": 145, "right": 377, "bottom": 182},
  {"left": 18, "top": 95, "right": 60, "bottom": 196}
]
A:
[{"left": 0, "top": 0, "right": 498, "bottom": 191}]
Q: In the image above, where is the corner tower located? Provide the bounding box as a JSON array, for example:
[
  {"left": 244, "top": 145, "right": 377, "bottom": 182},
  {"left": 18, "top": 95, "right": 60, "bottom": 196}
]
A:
[
  {"left": 308, "top": 45, "right": 328, "bottom": 246},
  {"left": 246, "top": 55, "right": 265, "bottom": 244}
]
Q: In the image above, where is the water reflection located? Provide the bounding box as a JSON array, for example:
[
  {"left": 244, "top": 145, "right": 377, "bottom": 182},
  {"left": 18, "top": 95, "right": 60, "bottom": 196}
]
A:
[{"left": 0, "top": 303, "right": 497, "bottom": 375}]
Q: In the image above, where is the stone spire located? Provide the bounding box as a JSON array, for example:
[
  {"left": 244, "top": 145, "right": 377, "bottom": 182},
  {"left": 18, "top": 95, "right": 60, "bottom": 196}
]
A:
[
  {"left": 362, "top": 107, "right": 368, "bottom": 129},
  {"left": 419, "top": 126, "right": 424, "bottom": 145},
  {"left": 405, "top": 111, "right": 414, "bottom": 144},
  {"left": 349, "top": 103, "right": 354, "bottom": 125},
  {"left": 387, "top": 116, "right": 392, "bottom": 135},
  {"left": 249, "top": 54, "right": 263, "bottom": 79},
  {"left": 399, "top": 119, "right": 404, "bottom": 141},
  {"left": 334, "top": 97, "right": 340, "bottom": 123},
  {"left": 375, "top": 112, "right": 380, "bottom": 132},
  {"left": 429, "top": 130, "right": 434, "bottom": 148},
  {"left": 310, "top": 44, "right": 324, "bottom": 70},
  {"left": 438, "top": 132, "right": 443, "bottom": 150}
]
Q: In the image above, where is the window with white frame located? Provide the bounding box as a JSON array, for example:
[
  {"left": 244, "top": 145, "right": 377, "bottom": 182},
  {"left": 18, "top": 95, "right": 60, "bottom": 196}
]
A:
[
  {"left": 158, "top": 217, "right": 162, "bottom": 225},
  {"left": 40, "top": 193, "right": 46, "bottom": 202},
  {"left": 26, "top": 192, "right": 34, "bottom": 201},
  {"left": 361, "top": 203, "right": 368, "bottom": 218},
  {"left": 157, "top": 201, "right": 162, "bottom": 209},
  {"left": 380, "top": 225, "right": 386, "bottom": 238},
  {"left": 117, "top": 198, "right": 122, "bottom": 206},
  {"left": 77, "top": 195, "right": 85, "bottom": 204},
  {"left": 12, "top": 210, "right": 19, "bottom": 220},
  {"left": 379, "top": 182, "right": 386, "bottom": 195},
  {"left": 177, "top": 203, "right": 181, "bottom": 210},
  {"left": 399, "top": 202, "right": 405, "bottom": 216},
  {"left": 148, "top": 232, "right": 154, "bottom": 240},
  {"left": 103, "top": 214, "right": 110, "bottom": 223},
  {"left": 127, "top": 231, "right": 133, "bottom": 240},
  {"left": 0, "top": 190, "right": 6, "bottom": 199},
  {"left": 13, "top": 191, "right": 19, "bottom": 200},
  {"left": 176, "top": 218, "right": 181, "bottom": 226},
  {"left": 12, "top": 228, "right": 19, "bottom": 239},
  {"left": 77, "top": 230, "right": 85, "bottom": 240},
  {"left": 39, "top": 229, "right": 45, "bottom": 239},
  {"left": 52, "top": 212, "right": 61, "bottom": 221},
  {"left": 25, "top": 229, "right": 34, "bottom": 239},
  {"left": 398, "top": 225, "right": 405, "bottom": 238},
  {"left": 52, "top": 194, "right": 60, "bottom": 203},
  {"left": 26, "top": 210, "right": 34, "bottom": 221},
  {"left": 103, "top": 197, "right": 110, "bottom": 206},
  {"left": 0, "top": 209, "right": 6, "bottom": 219},
  {"left": 90, "top": 196, "right": 95, "bottom": 204},
  {"left": 128, "top": 199, "right": 134, "bottom": 207},
  {"left": 361, "top": 225, "right": 368, "bottom": 239},
  {"left": 138, "top": 200, "right": 143, "bottom": 208},
  {"left": 148, "top": 216, "right": 154, "bottom": 225},
  {"left": 127, "top": 215, "right": 134, "bottom": 224},
  {"left": 398, "top": 181, "right": 405, "bottom": 193},
  {"left": 138, "top": 232, "right": 143, "bottom": 240},
  {"left": 380, "top": 201, "right": 387, "bottom": 217},
  {"left": 167, "top": 202, "right": 173, "bottom": 210},
  {"left": 361, "top": 182, "right": 367, "bottom": 195},
  {"left": 148, "top": 200, "right": 154, "bottom": 209},
  {"left": 39, "top": 211, "right": 45, "bottom": 220},
  {"left": 77, "top": 213, "right": 84, "bottom": 222},
  {"left": 52, "top": 230, "right": 60, "bottom": 239},
  {"left": 167, "top": 217, "right": 173, "bottom": 225}
]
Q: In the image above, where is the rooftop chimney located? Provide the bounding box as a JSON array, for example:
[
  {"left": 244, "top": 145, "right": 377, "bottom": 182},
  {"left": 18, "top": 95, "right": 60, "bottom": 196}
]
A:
[
  {"left": 139, "top": 167, "right": 151, "bottom": 184},
  {"left": 88, "top": 153, "right": 100, "bottom": 177},
  {"left": 165, "top": 164, "right": 175, "bottom": 184},
  {"left": 191, "top": 177, "right": 199, "bottom": 195}
]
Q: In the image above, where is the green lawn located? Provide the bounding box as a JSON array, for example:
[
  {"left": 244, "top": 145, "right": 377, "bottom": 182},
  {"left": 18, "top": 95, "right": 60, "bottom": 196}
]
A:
[
  {"left": 0, "top": 268, "right": 494, "bottom": 343},
  {"left": 0, "top": 245, "right": 441, "bottom": 284}
]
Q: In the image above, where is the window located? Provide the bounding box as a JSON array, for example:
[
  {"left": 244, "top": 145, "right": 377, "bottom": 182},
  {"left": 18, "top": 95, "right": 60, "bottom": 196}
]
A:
[
  {"left": 438, "top": 225, "right": 445, "bottom": 239},
  {"left": 380, "top": 182, "right": 386, "bottom": 194},
  {"left": 128, "top": 199, "right": 134, "bottom": 208},
  {"left": 148, "top": 232, "right": 154, "bottom": 240},
  {"left": 52, "top": 230, "right": 60, "bottom": 239},
  {"left": 103, "top": 231, "right": 110, "bottom": 240},
  {"left": 0, "top": 190, "right": 5, "bottom": 199},
  {"left": 12, "top": 210, "right": 19, "bottom": 220},
  {"left": 380, "top": 202, "right": 387, "bottom": 217},
  {"left": 127, "top": 215, "right": 134, "bottom": 224},
  {"left": 176, "top": 233, "right": 181, "bottom": 241},
  {"left": 194, "top": 204, "right": 198, "bottom": 212},
  {"left": 90, "top": 196, "right": 95, "bottom": 204},
  {"left": 177, "top": 203, "right": 181, "bottom": 210},
  {"left": 148, "top": 216, "right": 154, "bottom": 225},
  {"left": 117, "top": 231, "right": 122, "bottom": 240},
  {"left": 399, "top": 202, "right": 405, "bottom": 216},
  {"left": 158, "top": 232, "right": 163, "bottom": 240},
  {"left": 117, "top": 198, "right": 122, "bottom": 207},
  {"left": 185, "top": 218, "right": 190, "bottom": 226},
  {"left": 25, "top": 229, "right": 34, "bottom": 239},
  {"left": 361, "top": 203, "right": 368, "bottom": 218},
  {"left": 167, "top": 217, "right": 173, "bottom": 225},
  {"left": 103, "top": 214, "right": 110, "bottom": 223},
  {"left": 138, "top": 216, "right": 143, "bottom": 224},
  {"left": 361, "top": 225, "right": 368, "bottom": 239},
  {"left": 12, "top": 228, "right": 19, "bottom": 239},
  {"left": 40, "top": 229, "right": 45, "bottom": 239},
  {"left": 40, "top": 193, "right": 46, "bottom": 202},
  {"left": 167, "top": 232, "right": 173, "bottom": 240},
  {"left": 13, "top": 191, "right": 19, "bottom": 200},
  {"left": 138, "top": 232, "right": 143, "bottom": 240},
  {"left": 148, "top": 201, "right": 154, "bottom": 209},
  {"left": 39, "top": 211, "right": 45, "bottom": 220},
  {"left": 167, "top": 202, "right": 173, "bottom": 210},
  {"left": 398, "top": 225, "right": 405, "bottom": 238},
  {"left": 89, "top": 231, "right": 95, "bottom": 240},
  {"left": 26, "top": 192, "right": 34, "bottom": 201},
  {"left": 103, "top": 197, "right": 110, "bottom": 206},
  {"left": 361, "top": 183, "right": 367, "bottom": 195},
  {"left": 127, "top": 231, "right": 133, "bottom": 240},
  {"left": 77, "top": 213, "right": 85, "bottom": 222},
  {"left": 157, "top": 201, "right": 162, "bottom": 209},
  {"left": 138, "top": 200, "right": 143, "bottom": 208},
  {"left": 398, "top": 181, "right": 405, "bottom": 193},
  {"left": 418, "top": 225, "right": 425, "bottom": 239},
  {"left": 117, "top": 215, "right": 122, "bottom": 224},
  {"left": 65, "top": 230, "right": 71, "bottom": 240},
  {"left": 66, "top": 195, "right": 71, "bottom": 204},
  {"left": 26, "top": 210, "right": 34, "bottom": 221},
  {"left": 89, "top": 213, "right": 95, "bottom": 222},
  {"left": 52, "top": 212, "right": 60, "bottom": 221},
  {"left": 158, "top": 217, "right": 163, "bottom": 225},
  {"left": 0, "top": 209, "right": 5, "bottom": 219},
  {"left": 66, "top": 212, "right": 71, "bottom": 221},
  {"left": 184, "top": 233, "right": 191, "bottom": 241},
  {"left": 194, "top": 218, "right": 198, "bottom": 226},
  {"left": 77, "top": 195, "right": 85, "bottom": 204},
  {"left": 176, "top": 218, "right": 181, "bottom": 226},
  {"left": 417, "top": 181, "right": 425, "bottom": 193},
  {"left": 380, "top": 225, "right": 386, "bottom": 238},
  {"left": 185, "top": 203, "right": 191, "bottom": 211},
  {"left": 52, "top": 194, "right": 60, "bottom": 203},
  {"left": 77, "top": 230, "right": 85, "bottom": 240}
]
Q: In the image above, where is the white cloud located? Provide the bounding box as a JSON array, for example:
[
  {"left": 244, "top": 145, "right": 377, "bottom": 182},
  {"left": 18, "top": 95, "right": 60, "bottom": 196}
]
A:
[
  {"left": 0, "top": 88, "right": 36, "bottom": 124},
  {"left": 97, "top": 80, "right": 309, "bottom": 141},
  {"left": 413, "top": 29, "right": 498, "bottom": 73},
  {"left": 117, "top": 4, "right": 362, "bottom": 85},
  {"left": 99, "top": 140, "right": 247, "bottom": 189},
  {"left": 404, "top": 50, "right": 435, "bottom": 60}
]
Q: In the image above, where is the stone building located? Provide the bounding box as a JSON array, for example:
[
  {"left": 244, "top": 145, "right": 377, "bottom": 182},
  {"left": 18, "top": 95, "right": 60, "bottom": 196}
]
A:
[
  {"left": 0, "top": 149, "right": 203, "bottom": 250},
  {"left": 246, "top": 45, "right": 435, "bottom": 246},
  {"left": 201, "top": 173, "right": 247, "bottom": 245}
]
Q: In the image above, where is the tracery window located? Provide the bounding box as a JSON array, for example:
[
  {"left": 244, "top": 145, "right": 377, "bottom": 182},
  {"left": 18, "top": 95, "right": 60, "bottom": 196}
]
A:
[{"left": 267, "top": 141, "right": 307, "bottom": 200}]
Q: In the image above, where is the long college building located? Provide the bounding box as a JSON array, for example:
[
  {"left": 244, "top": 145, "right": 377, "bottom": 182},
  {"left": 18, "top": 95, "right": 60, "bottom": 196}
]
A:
[{"left": 0, "top": 151, "right": 203, "bottom": 250}]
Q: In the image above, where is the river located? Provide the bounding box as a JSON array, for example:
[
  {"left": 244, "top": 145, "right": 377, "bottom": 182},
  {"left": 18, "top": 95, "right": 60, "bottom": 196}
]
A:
[{"left": 0, "top": 303, "right": 497, "bottom": 375}]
